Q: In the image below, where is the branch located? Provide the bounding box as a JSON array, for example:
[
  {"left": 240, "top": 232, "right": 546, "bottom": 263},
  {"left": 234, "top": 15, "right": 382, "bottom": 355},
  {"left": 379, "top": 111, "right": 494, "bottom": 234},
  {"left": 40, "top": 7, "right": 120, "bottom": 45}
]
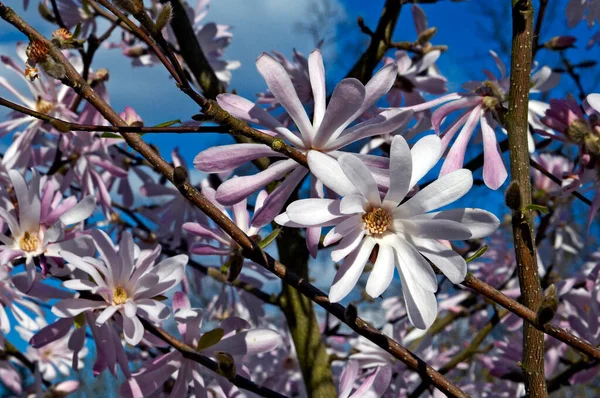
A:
[
  {"left": 346, "top": 0, "right": 402, "bottom": 83},
  {"left": 505, "top": 1, "right": 546, "bottom": 395},
  {"left": 532, "top": 0, "right": 548, "bottom": 57},
  {"left": 140, "top": 320, "right": 288, "bottom": 398},
  {"left": 0, "top": 6, "right": 466, "bottom": 396},
  {"left": 547, "top": 358, "right": 599, "bottom": 393}
]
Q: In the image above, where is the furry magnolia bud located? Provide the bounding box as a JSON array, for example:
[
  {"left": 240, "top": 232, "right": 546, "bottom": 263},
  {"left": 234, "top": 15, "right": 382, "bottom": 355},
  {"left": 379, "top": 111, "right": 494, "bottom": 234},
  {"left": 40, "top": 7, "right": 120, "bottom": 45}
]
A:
[
  {"left": 155, "top": 3, "right": 173, "bottom": 32},
  {"left": 216, "top": 352, "right": 236, "bottom": 381},
  {"left": 536, "top": 284, "right": 558, "bottom": 325},
  {"left": 26, "top": 39, "right": 49, "bottom": 64},
  {"left": 417, "top": 27, "right": 437, "bottom": 45},
  {"left": 173, "top": 166, "right": 188, "bottom": 187},
  {"left": 505, "top": 181, "right": 522, "bottom": 211}
]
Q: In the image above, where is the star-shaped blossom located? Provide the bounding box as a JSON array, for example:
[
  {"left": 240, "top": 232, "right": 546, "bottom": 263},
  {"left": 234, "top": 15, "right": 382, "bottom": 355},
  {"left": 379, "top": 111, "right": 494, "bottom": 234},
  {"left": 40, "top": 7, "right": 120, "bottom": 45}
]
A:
[
  {"left": 195, "top": 49, "right": 412, "bottom": 255},
  {"left": 120, "top": 292, "right": 283, "bottom": 397},
  {"left": 51, "top": 230, "right": 188, "bottom": 345},
  {"left": 276, "top": 135, "right": 499, "bottom": 329},
  {"left": 0, "top": 170, "right": 96, "bottom": 290}
]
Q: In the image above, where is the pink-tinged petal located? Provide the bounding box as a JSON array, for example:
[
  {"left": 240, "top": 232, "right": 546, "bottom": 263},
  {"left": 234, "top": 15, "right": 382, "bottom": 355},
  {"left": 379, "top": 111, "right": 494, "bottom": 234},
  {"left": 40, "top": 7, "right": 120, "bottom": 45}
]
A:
[
  {"left": 531, "top": 66, "right": 559, "bottom": 92},
  {"left": 396, "top": 169, "right": 473, "bottom": 218},
  {"left": 409, "top": 135, "right": 442, "bottom": 189},
  {"left": 383, "top": 135, "right": 412, "bottom": 206},
  {"left": 30, "top": 318, "right": 72, "bottom": 348},
  {"left": 119, "top": 231, "right": 136, "bottom": 281},
  {"left": 323, "top": 215, "right": 362, "bottom": 246},
  {"left": 329, "top": 238, "right": 374, "bottom": 302},
  {"left": 9, "top": 169, "right": 40, "bottom": 233},
  {"left": 91, "top": 229, "right": 119, "bottom": 285},
  {"left": 120, "top": 353, "right": 180, "bottom": 398},
  {"left": 390, "top": 235, "right": 437, "bottom": 292},
  {"left": 307, "top": 151, "right": 358, "bottom": 197},
  {"left": 172, "top": 291, "right": 191, "bottom": 312},
  {"left": 46, "top": 236, "right": 95, "bottom": 258},
  {"left": 217, "top": 94, "right": 303, "bottom": 146},
  {"left": 0, "top": 209, "right": 21, "bottom": 237},
  {"left": 339, "top": 154, "right": 380, "bottom": 206},
  {"left": 62, "top": 279, "right": 99, "bottom": 291},
  {"left": 215, "top": 159, "right": 297, "bottom": 205},
  {"left": 60, "top": 251, "right": 107, "bottom": 289},
  {"left": 309, "top": 49, "right": 326, "bottom": 130},
  {"left": 312, "top": 78, "right": 365, "bottom": 148},
  {"left": 123, "top": 315, "right": 145, "bottom": 346},
  {"left": 95, "top": 306, "right": 119, "bottom": 325},
  {"left": 190, "top": 243, "right": 230, "bottom": 256},
  {"left": 409, "top": 236, "right": 466, "bottom": 284},
  {"left": 396, "top": 255, "right": 437, "bottom": 330},
  {"left": 358, "top": 62, "right": 398, "bottom": 115},
  {"left": 194, "top": 144, "right": 284, "bottom": 173},
  {"left": 431, "top": 96, "right": 481, "bottom": 134},
  {"left": 331, "top": 228, "right": 365, "bottom": 263},
  {"left": 440, "top": 105, "right": 482, "bottom": 176},
  {"left": 306, "top": 226, "right": 321, "bottom": 258},
  {"left": 350, "top": 366, "right": 393, "bottom": 398},
  {"left": 404, "top": 92, "right": 462, "bottom": 113},
  {"left": 286, "top": 199, "right": 343, "bottom": 226},
  {"left": 0, "top": 362, "right": 21, "bottom": 395},
  {"left": 481, "top": 112, "right": 508, "bottom": 189},
  {"left": 208, "top": 329, "right": 283, "bottom": 356},
  {"left": 52, "top": 299, "right": 107, "bottom": 318},
  {"left": 412, "top": 4, "right": 428, "bottom": 33},
  {"left": 365, "top": 240, "right": 395, "bottom": 298},
  {"left": 488, "top": 50, "right": 506, "bottom": 80},
  {"left": 44, "top": 196, "right": 77, "bottom": 226},
  {"left": 59, "top": 195, "right": 96, "bottom": 225},
  {"left": 339, "top": 360, "right": 359, "bottom": 398},
  {"left": 0, "top": 249, "right": 23, "bottom": 265},
  {"left": 417, "top": 208, "right": 499, "bottom": 239},
  {"left": 326, "top": 109, "right": 413, "bottom": 151},
  {"left": 251, "top": 167, "right": 308, "bottom": 227},
  {"left": 256, "top": 53, "right": 313, "bottom": 143},
  {"left": 88, "top": 156, "right": 129, "bottom": 178}
]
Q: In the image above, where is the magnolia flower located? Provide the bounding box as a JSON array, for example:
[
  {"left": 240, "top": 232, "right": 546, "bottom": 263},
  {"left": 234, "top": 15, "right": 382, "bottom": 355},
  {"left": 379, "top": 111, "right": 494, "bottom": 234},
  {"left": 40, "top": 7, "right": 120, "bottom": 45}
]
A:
[
  {"left": 276, "top": 135, "right": 499, "bottom": 329},
  {"left": 195, "top": 49, "right": 412, "bottom": 254},
  {"left": 0, "top": 170, "right": 96, "bottom": 289},
  {"left": 51, "top": 230, "right": 188, "bottom": 345},
  {"left": 338, "top": 360, "right": 392, "bottom": 398},
  {"left": 0, "top": 265, "right": 44, "bottom": 334},
  {"left": 120, "top": 292, "right": 283, "bottom": 397},
  {"left": 17, "top": 322, "right": 87, "bottom": 381},
  {"left": 566, "top": 0, "right": 600, "bottom": 28}
]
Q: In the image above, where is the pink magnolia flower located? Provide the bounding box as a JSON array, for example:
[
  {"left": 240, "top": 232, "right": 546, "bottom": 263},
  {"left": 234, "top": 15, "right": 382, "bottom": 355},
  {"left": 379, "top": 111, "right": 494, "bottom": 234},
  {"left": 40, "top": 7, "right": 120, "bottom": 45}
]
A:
[
  {"left": 276, "top": 135, "right": 499, "bottom": 329},
  {"left": 0, "top": 170, "right": 96, "bottom": 289},
  {"left": 566, "top": 0, "right": 600, "bottom": 28},
  {"left": 17, "top": 322, "right": 87, "bottom": 381},
  {"left": 195, "top": 49, "right": 412, "bottom": 255},
  {"left": 338, "top": 360, "right": 392, "bottom": 398},
  {"left": 0, "top": 45, "right": 76, "bottom": 169},
  {"left": 408, "top": 51, "right": 558, "bottom": 190},
  {"left": 51, "top": 230, "right": 188, "bottom": 345},
  {"left": 120, "top": 292, "right": 283, "bottom": 397}
]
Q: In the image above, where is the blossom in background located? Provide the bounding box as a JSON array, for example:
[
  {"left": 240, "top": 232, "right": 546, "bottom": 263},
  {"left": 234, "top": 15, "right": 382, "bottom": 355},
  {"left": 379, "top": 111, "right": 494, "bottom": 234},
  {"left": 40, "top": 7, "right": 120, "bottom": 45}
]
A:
[
  {"left": 407, "top": 51, "right": 558, "bottom": 190},
  {"left": 195, "top": 49, "right": 412, "bottom": 255},
  {"left": 338, "top": 360, "right": 392, "bottom": 398},
  {"left": 17, "top": 321, "right": 87, "bottom": 381},
  {"left": 0, "top": 170, "right": 96, "bottom": 289},
  {"left": 120, "top": 292, "right": 283, "bottom": 397},
  {"left": 276, "top": 135, "right": 499, "bottom": 328},
  {"left": 566, "top": 0, "right": 600, "bottom": 28},
  {"left": 52, "top": 230, "right": 188, "bottom": 345}
]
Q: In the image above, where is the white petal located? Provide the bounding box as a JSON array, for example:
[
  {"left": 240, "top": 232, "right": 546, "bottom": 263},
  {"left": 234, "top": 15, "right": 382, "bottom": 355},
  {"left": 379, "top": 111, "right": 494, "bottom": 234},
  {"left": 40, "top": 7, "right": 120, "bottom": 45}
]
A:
[
  {"left": 389, "top": 235, "right": 437, "bottom": 292},
  {"left": 329, "top": 238, "right": 374, "bottom": 302},
  {"left": 208, "top": 329, "right": 283, "bottom": 356},
  {"left": 397, "top": 258, "right": 437, "bottom": 330},
  {"left": 365, "top": 241, "right": 395, "bottom": 298},
  {"left": 339, "top": 154, "right": 380, "bottom": 206},
  {"left": 331, "top": 228, "right": 366, "bottom": 263},
  {"left": 52, "top": 299, "right": 106, "bottom": 318},
  {"left": 409, "top": 135, "right": 442, "bottom": 189},
  {"left": 323, "top": 215, "right": 363, "bottom": 246},
  {"left": 383, "top": 135, "right": 412, "bottom": 206},
  {"left": 286, "top": 199, "right": 343, "bottom": 226},
  {"left": 59, "top": 195, "right": 96, "bottom": 225},
  {"left": 409, "top": 236, "right": 467, "bottom": 284},
  {"left": 123, "top": 315, "right": 145, "bottom": 346},
  {"left": 400, "top": 218, "right": 473, "bottom": 240},
  {"left": 95, "top": 306, "right": 118, "bottom": 325},
  {"left": 309, "top": 50, "right": 327, "bottom": 130},
  {"left": 307, "top": 150, "right": 358, "bottom": 197},
  {"left": 414, "top": 208, "right": 500, "bottom": 239},
  {"left": 340, "top": 195, "right": 367, "bottom": 215},
  {"left": 395, "top": 169, "right": 473, "bottom": 218}
]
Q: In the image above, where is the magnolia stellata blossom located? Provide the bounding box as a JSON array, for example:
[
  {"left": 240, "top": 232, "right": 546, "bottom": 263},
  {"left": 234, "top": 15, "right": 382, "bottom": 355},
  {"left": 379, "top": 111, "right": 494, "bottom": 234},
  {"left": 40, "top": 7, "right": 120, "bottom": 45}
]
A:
[
  {"left": 120, "top": 292, "right": 283, "bottom": 397},
  {"left": 0, "top": 170, "right": 96, "bottom": 289},
  {"left": 52, "top": 230, "right": 188, "bottom": 345},
  {"left": 16, "top": 322, "right": 87, "bottom": 381},
  {"left": 338, "top": 360, "right": 392, "bottom": 398},
  {"left": 195, "top": 49, "right": 412, "bottom": 255},
  {"left": 276, "top": 134, "right": 499, "bottom": 328},
  {"left": 566, "top": 0, "right": 600, "bottom": 28},
  {"left": 407, "top": 51, "right": 558, "bottom": 190}
]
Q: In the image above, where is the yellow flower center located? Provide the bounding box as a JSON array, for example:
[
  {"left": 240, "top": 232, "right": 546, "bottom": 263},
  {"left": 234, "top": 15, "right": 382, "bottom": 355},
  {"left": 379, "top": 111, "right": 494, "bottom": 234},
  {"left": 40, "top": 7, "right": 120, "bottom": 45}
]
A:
[
  {"left": 35, "top": 97, "right": 54, "bottom": 114},
  {"left": 362, "top": 207, "right": 392, "bottom": 235},
  {"left": 19, "top": 232, "right": 39, "bottom": 252},
  {"left": 112, "top": 286, "right": 128, "bottom": 305}
]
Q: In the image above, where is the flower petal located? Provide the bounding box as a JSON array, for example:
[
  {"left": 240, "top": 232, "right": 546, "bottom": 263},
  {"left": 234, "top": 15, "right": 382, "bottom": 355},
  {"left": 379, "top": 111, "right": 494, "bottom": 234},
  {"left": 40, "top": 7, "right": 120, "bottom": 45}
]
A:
[
  {"left": 52, "top": 299, "right": 106, "bottom": 318},
  {"left": 383, "top": 135, "right": 412, "bottom": 206},
  {"left": 286, "top": 199, "right": 343, "bottom": 226},
  {"left": 397, "top": 258, "right": 437, "bottom": 329},
  {"left": 59, "top": 195, "right": 96, "bottom": 225},
  {"left": 481, "top": 112, "right": 508, "bottom": 190},
  {"left": 409, "top": 135, "right": 442, "bottom": 189},
  {"left": 409, "top": 236, "right": 467, "bottom": 284},
  {"left": 339, "top": 154, "right": 380, "bottom": 206},
  {"left": 365, "top": 241, "right": 395, "bottom": 298},
  {"left": 208, "top": 329, "right": 283, "bottom": 356},
  {"left": 194, "top": 144, "right": 284, "bottom": 173},
  {"left": 307, "top": 151, "right": 357, "bottom": 197},
  {"left": 415, "top": 208, "right": 500, "bottom": 239},
  {"left": 329, "top": 238, "right": 374, "bottom": 302},
  {"left": 309, "top": 49, "right": 326, "bottom": 130},
  {"left": 122, "top": 315, "right": 145, "bottom": 346}
]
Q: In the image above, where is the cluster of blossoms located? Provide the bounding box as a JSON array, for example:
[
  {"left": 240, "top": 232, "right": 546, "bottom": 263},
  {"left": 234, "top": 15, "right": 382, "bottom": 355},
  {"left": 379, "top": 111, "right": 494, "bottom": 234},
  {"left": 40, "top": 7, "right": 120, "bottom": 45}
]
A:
[{"left": 1, "top": 0, "right": 600, "bottom": 396}]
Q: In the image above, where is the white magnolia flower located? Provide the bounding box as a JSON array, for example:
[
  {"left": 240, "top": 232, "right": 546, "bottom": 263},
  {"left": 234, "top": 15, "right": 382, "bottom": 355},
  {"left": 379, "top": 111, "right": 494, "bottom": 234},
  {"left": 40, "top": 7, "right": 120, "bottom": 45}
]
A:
[
  {"left": 0, "top": 170, "right": 96, "bottom": 289},
  {"left": 52, "top": 230, "right": 188, "bottom": 345},
  {"left": 275, "top": 135, "right": 499, "bottom": 329}
]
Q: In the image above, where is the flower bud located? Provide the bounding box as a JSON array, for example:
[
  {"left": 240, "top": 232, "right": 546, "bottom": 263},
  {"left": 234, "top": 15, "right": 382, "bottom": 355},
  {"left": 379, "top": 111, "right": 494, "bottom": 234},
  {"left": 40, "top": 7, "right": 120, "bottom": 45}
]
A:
[
  {"left": 173, "top": 166, "right": 188, "bottom": 187},
  {"left": 543, "top": 36, "right": 576, "bottom": 51},
  {"left": 504, "top": 181, "right": 522, "bottom": 211},
  {"left": 417, "top": 27, "right": 437, "bottom": 45},
  {"left": 155, "top": 3, "right": 173, "bottom": 32},
  {"left": 26, "top": 39, "right": 49, "bottom": 64},
  {"left": 566, "top": 119, "right": 593, "bottom": 145},
  {"left": 216, "top": 352, "right": 236, "bottom": 381},
  {"left": 536, "top": 284, "right": 558, "bottom": 325}
]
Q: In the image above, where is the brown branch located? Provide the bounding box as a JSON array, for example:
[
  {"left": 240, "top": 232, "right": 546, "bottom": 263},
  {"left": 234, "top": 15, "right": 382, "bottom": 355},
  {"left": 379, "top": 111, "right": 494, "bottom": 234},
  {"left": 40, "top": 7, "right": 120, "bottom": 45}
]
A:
[
  {"left": 0, "top": 6, "right": 466, "bottom": 396},
  {"left": 505, "top": 0, "right": 547, "bottom": 395},
  {"left": 346, "top": 0, "right": 402, "bottom": 84},
  {"left": 532, "top": 0, "right": 548, "bottom": 57},
  {"left": 140, "top": 320, "right": 289, "bottom": 398},
  {"left": 462, "top": 273, "right": 600, "bottom": 361}
]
